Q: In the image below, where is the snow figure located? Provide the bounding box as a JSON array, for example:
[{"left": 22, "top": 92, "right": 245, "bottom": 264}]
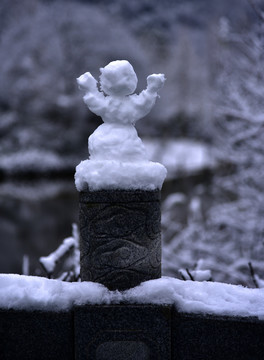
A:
[{"left": 75, "top": 60, "right": 167, "bottom": 191}]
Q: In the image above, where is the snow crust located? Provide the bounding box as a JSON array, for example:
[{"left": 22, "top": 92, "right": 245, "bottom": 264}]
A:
[
  {"left": 0, "top": 150, "right": 65, "bottom": 173},
  {"left": 75, "top": 60, "right": 167, "bottom": 191},
  {"left": 1, "top": 274, "right": 264, "bottom": 320},
  {"left": 75, "top": 160, "right": 166, "bottom": 191},
  {"left": 144, "top": 139, "right": 216, "bottom": 179}
]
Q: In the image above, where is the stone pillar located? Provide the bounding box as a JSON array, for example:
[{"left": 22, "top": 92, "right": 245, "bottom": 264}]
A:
[{"left": 79, "top": 189, "right": 161, "bottom": 291}]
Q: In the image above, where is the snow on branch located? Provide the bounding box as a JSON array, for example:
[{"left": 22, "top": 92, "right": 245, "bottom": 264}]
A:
[{"left": 39, "top": 224, "right": 80, "bottom": 281}]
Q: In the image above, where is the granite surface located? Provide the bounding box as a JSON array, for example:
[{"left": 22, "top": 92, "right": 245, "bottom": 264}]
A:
[
  {"left": 79, "top": 189, "right": 161, "bottom": 290},
  {"left": 172, "top": 310, "right": 264, "bottom": 360},
  {"left": 74, "top": 304, "right": 171, "bottom": 360}
]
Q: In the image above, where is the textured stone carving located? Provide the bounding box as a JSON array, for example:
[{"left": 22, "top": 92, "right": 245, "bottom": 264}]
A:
[{"left": 79, "top": 189, "right": 161, "bottom": 290}]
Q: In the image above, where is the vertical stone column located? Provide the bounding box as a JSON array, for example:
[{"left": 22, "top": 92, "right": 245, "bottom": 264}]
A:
[{"left": 79, "top": 189, "right": 161, "bottom": 291}]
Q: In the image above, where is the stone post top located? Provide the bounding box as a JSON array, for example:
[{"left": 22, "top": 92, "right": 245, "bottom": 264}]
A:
[{"left": 79, "top": 188, "right": 161, "bottom": 203}]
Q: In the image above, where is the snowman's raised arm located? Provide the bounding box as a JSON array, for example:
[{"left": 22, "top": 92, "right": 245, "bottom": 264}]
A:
[
  {"left": 77, "top": 72, "right": 108, "bottom": 117},
  {"left": 146, "top": 74, "right": 166, "bottom": 94},
  {"left": 130, "top": 73, "right": 165, "bottom": 120}
]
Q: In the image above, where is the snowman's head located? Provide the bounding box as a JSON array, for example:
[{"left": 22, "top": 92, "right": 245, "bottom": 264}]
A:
[{"left": 99, "top": 60, "right": 138, "bottom": 96}]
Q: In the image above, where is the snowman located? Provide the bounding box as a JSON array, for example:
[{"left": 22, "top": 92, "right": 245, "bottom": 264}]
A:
[
  {"left": 77, "top": 60, "right": 165, "bottom": 160},
  {"left": 75, "top": 60, "right": 167, "bottom": 191}
]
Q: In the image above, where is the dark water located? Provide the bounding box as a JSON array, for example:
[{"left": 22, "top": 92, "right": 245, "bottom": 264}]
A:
[{"left": 0, "top": 180, "right": 79, "bottom": 275}]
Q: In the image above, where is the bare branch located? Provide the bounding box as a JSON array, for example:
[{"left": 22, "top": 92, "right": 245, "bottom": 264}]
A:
[
  {"left": 186, "top": 268, "right": 195, "bottom": 281},
  {"left": 180, "top": 272, "right": 186, "bottom": 281},
  {"left": 248, "top": 0, "right": 264, "bottom": 22},
  {"left": 248, "top": 262, "right": 259, "bottom": 288}
]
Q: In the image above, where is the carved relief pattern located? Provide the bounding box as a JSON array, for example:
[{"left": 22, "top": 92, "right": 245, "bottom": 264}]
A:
[{"left": 79, "top": 192, "right": 161, "bottom": 291}]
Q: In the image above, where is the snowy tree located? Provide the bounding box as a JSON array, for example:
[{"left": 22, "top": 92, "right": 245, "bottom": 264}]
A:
[
  {"left": 162, "top": 6, "right": 264, "bottom": 286},
  {"left": 0, "top": 0, "right": 148, "bottom": 161},
  {"left": 210, "top": 10, "right": 264, "bottom": 284}
]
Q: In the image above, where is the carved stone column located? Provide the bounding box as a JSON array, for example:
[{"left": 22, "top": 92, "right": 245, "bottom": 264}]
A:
[{"left": 79, "top": 189, "right": 161, "bottom": 291}]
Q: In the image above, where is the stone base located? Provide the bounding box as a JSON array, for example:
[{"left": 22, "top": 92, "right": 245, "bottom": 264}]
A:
[
  {"left": 74, "top": 305, "right": 171, "bottom": 360},
  {"left": 0, "top": 309, "right": 73, "bottom": 360},
  {"left": 79, "top": 189, "right": 161, "bottom": 290},
  {"left": 172, "top": 312, "right": 264, "bottom": 360},
  {"left": 1, "top": 305, "right": 264, "bottom": 359}
]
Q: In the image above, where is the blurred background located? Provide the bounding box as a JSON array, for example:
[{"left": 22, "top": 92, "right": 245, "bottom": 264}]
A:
[{"left": 0, "top": 0, "right": 264, "bottom": 286}]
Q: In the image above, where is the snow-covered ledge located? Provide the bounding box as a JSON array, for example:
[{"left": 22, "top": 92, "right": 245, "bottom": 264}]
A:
[
  {"left": 1, "top": 274, "right": 264, "bottom": 320},
  {"left": 2, "top": 274, "right": 263, "bottom": 360}
]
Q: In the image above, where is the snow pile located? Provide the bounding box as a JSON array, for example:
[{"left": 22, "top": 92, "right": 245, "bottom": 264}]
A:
[
  {"left": 1, "top": 275, "right": 264, "bottom": 319},
  {"left": 0, "top": 274, "right": 108, "bottom": 312},
  {"left": 75, "top": 60, "right": 167, "bottom": 191},
  {"left": 76, "top": 160, "right": 166, "bottom": 191},
  {"left": 0, "top": 150, "right": 64, "bottom": 173},
  {"left": 0, "top": 180, "right": 73, "bottom": 201},
  {"left": 123, "top": 278, "right": 264, "bottom": 320},
  {"left": 144, "top": 139, "right": 216, "bottom": 179}
]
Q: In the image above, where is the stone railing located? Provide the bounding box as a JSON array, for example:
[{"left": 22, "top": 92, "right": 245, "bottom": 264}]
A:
[{"left": 1, "top": 305, "right": 264, "bottom": 360}]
